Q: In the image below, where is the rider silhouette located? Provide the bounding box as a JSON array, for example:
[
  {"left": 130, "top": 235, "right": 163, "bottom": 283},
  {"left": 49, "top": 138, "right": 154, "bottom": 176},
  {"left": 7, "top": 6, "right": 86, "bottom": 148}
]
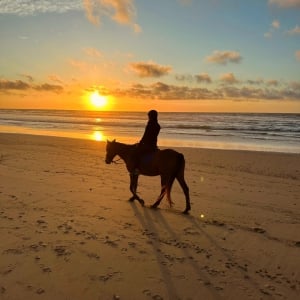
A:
[{"left": 131, "top": 110, "right": 160, "bottom": 174}]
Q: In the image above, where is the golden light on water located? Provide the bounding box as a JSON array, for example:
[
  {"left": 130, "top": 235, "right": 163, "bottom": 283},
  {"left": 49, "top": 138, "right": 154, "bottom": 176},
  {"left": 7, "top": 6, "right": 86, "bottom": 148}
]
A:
[{"left": 92, "top": 131, "right": 105, "bottom": 141}]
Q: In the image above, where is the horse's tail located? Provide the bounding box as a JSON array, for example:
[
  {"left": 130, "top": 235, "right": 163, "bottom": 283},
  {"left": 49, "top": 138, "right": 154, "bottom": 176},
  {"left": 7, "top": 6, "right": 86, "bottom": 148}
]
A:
[{"left": 166, "top": 152, "right": 185, "bottom": 206}]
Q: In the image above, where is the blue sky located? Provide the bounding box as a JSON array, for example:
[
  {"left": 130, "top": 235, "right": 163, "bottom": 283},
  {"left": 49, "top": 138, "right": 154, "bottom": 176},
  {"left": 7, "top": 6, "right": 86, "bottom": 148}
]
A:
[{"left": 0, "top": 0, "right": 299, "bottom": 112}]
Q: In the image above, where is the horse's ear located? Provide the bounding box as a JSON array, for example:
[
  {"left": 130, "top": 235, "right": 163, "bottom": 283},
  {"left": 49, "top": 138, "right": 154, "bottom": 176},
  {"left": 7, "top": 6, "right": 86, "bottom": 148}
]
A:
[{"left": 113, "top": 139, "right": 116, "bottom": 143}]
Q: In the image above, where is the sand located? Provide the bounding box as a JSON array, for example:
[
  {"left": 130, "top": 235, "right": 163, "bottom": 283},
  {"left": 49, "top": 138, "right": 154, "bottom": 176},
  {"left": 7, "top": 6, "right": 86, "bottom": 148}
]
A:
[{"left": 0, "top": 133, "right": 299, "bottom": 300}]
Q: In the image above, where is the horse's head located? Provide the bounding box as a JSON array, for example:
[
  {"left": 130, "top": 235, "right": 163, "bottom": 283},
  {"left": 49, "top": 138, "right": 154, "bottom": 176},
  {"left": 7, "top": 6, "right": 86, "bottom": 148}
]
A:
[{"left": 105, "top": 139, "right": 117, "bottom": 164}]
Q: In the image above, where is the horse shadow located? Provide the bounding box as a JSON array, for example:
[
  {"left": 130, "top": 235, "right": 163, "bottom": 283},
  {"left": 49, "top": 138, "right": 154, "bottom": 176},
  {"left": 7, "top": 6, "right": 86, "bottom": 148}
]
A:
[{"left": 129, "top": 203, "right": 221, "bottom": 299}]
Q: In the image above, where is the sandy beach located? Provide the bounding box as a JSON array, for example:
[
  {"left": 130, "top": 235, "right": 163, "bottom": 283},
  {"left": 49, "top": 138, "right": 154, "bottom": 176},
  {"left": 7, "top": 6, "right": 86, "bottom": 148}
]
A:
[{"left": 0, "top": 133, "right": 299, "bottom": 300}]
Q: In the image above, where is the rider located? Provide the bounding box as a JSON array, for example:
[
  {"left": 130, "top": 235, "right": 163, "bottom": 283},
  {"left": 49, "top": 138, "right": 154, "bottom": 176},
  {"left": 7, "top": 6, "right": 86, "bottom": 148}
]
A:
[{"left": 131, "top": 109, "right": 160, "bottom": 174}]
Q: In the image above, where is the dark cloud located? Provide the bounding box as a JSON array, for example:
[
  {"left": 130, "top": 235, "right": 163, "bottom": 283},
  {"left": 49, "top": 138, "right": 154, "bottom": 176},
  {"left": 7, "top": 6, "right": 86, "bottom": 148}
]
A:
[
  {"left": 0, "top": 79, "right": 30, "bottom": 90},
  {"left": 109, "top": 80, "right": 300, "bottom": 101},
  {"left": 130, "top": 62, "right": 172, "bottom": 78},
  {"left": 0, "top": 78, "right": 63, "bottom": 93},
  {"left": 195, "top": 73, "right": 212, "bottom": 84},
  {"left": 175, "top": 74, "right": 193, "bottom": 82},
  {"left": 34, "top": 83, "right": 63, "bottom": 93}
]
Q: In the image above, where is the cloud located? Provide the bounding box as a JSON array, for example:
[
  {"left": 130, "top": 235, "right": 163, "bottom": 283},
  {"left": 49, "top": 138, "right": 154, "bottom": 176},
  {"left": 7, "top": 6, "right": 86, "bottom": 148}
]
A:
[
  {"left": 0, "top": 78, "right": 63, "bottom": 93},
  {"left": 296, "top": 50, "right": 300, "bottom": 61},
  {"left": 220, "top": 73, "right": 239, "bottom": 84},
  {"left": 175, "top": 74, "right": 193, "bottom": 82},
  {"left": 109, "top": 79, "right": 300, "bottom": 101},
  {"left": 19, "top": 74, "right": 34, "bottom": 82},
  {"left": 205, "top": 50, "right": 242, "bottom": 65},
  {"left": 286, "top": 25, "right": 300, "bottom": 36},
  {"left": 195, "top": 73, "right": 212, "bottom": 84},
  {"left": 0, "top": 0, "right": 82, "bottom": 15},
  {"left": 0, "top": 79, "right": 30, "bottom": 90},
  {"left": 129, "top": 61, "right": 172, "bottom": 78},
  {"left": 272, "top": 20, "right": 280, "bottom": 29},
  {"left": 48, "top": 74, "right": 64, "bottom": 83},
  {"left": 264, "top": 19, "right": 280, "bottom": 38},
  {"left": 175, "top": 73, "right": 212, "bottom": 84},
  {"left": 264, "top": 32, "right": 272, "bottom": 39},
  {"left": 83, "top": 0, "right": 141, "bottom": 32},
  {"left": 34, "top": 84, "right": 63, "bottom": 93},
  {"left": 246, "top": 79, "right": 264, "bottom": 85},
  {"left": 119, "top": 82, "right": 222, "bottom": 100},
  {"left": 267, "top": 80, "right": 279, "bottom": 86},
  {"left": 290, "top": 81, "right": 300, "bottom": 90},
  {"left": 269, "top": 0, "right": 300, "bottom": 9}
]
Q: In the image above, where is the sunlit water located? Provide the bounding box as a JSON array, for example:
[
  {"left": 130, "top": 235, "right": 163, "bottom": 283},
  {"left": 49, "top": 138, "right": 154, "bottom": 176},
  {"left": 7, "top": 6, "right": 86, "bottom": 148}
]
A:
[{"left": 0, "top": 109, "right": 299, "bottom": 153}]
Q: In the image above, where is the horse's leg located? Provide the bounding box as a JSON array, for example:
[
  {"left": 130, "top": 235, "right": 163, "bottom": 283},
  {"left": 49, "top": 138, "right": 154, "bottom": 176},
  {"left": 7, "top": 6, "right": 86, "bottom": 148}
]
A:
[
  {"left": 129, "top": 174, "right": 144, "bottom": 206},
  {"left": 151, "top": 175, "right": 167, "bottom": 209},
  {"left": 177, "top": 174, "right": 191, "bottom": 214},
  {"left": 166, "top": 181, "right": 175, "bottom": 208}
]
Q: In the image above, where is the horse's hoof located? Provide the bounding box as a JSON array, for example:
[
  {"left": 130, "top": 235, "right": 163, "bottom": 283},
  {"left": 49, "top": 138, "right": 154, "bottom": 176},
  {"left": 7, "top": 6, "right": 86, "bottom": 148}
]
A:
[
  {"left": 139, "top": 199, "right": 145, "bottom": 206},
  {"left": 150, "top": 204, "right": 158, "bottom": 209},
  {"left": 182, "top": 209, "right": 190, "bottom": 214},
  {"left": 128, "top": 196, "right": 135, "bottom": 202}
]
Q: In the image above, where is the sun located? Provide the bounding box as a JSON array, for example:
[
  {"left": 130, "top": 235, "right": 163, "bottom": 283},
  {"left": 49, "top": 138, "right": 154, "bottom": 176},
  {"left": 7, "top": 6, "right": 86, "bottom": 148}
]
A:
[{"left": 90, "top": 91, "right": 108, "bottom": 109}]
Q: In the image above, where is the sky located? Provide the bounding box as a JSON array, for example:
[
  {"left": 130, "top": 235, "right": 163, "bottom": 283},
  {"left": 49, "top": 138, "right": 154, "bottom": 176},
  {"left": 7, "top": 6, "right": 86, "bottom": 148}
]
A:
[{"left": 0, "top": 0, "right": 300, "bottom": 112}]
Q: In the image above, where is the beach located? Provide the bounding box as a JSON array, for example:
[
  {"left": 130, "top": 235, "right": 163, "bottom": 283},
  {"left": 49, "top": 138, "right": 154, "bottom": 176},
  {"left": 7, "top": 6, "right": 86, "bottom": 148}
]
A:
[{"left": 0, "top": 132, "right": 299, "bottom": 299}]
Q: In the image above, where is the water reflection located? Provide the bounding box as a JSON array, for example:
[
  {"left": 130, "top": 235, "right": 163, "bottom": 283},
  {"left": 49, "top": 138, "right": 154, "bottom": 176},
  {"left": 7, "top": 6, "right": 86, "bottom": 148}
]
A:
[{"left": 91, "top": 130, "right": 106, "bottom": 142}]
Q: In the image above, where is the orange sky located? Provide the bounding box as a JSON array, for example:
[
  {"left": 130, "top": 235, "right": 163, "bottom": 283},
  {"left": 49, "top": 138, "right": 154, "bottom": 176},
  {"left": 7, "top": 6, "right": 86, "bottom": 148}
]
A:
[{"left": 0, "top": 1, "right": 300, "bottom": 113}]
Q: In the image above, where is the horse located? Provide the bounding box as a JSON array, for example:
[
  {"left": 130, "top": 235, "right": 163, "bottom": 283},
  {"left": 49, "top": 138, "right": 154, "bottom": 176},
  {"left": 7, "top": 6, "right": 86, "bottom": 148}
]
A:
[{"left": 105, "top": 140, "right": 191, "bottom": 214}]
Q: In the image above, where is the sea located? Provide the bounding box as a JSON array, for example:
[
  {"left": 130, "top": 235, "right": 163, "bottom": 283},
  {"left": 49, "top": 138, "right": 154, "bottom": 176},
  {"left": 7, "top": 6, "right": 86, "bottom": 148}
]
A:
[{"left": 0, "top": 109, "right": 299, "bottom": 154}]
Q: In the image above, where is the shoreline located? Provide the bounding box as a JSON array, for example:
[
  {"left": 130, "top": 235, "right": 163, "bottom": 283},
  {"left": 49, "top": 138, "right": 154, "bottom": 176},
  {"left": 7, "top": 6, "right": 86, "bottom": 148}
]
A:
[
  {"left": 1, "top": 133, "right": 299, "bottom": 299},
  {"left": 1, "top": 128, "right": 299, "bottom": 154}
]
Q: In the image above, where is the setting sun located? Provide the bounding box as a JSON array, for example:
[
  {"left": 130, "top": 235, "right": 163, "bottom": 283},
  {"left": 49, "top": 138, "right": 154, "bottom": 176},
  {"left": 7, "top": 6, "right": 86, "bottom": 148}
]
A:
[{"left": 90, "top": 91, "right": 108, "bottom": 109}]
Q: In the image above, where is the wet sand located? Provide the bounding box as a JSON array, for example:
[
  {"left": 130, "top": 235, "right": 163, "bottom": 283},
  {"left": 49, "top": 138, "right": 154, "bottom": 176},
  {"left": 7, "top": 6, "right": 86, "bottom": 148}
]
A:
[{"left": 0, "top": 133, "right": 299, "bottom": 299}]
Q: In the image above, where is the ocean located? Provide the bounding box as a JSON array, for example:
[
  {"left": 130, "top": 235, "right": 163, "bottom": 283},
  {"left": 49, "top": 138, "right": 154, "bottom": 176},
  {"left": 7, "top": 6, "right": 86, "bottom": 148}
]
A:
[{"left": 0, "top": 109, "right": 299, "bottom": 153}]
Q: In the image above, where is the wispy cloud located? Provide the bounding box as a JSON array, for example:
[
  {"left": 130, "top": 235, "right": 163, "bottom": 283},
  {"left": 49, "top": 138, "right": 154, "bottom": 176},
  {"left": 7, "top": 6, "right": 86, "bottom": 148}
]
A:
[
  {"left": 264, "top": 19, "right": 280, "bottom": 38},
  {"left": 286, "top": 25, "right": 300, "bottom": 36},
  {"left": 129, "top": 61, "right": 172, "bottom": 78},
  {"left": 269, "top": 0, "right": 300, "bottom": 9},
  {"left": 296, "top": 50, "right": 300, "bottom": 61},
  {"left": 0, "top": 0, "right": 82, "bottom": 15},
  {"left": 205, "top": 50, "right": 242, "bottom": 65},
  {"left": 83, "top": 0, "right": 141, "bottom": 32},
  {"left": 0, "top": 0, "right": 142, "bottom": 32},
  {"left": 19, "top": 74, "right": 34, "bottom": 82}
]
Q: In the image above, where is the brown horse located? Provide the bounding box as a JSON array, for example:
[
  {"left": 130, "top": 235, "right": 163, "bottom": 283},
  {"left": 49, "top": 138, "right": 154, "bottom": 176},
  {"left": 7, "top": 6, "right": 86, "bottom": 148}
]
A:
[{"left": 105, "top": 140, "right": 191, "bottom": 214}]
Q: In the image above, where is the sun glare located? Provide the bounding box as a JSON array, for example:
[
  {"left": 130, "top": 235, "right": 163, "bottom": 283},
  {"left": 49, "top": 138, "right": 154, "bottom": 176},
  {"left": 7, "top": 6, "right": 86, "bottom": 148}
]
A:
[
  {"left": 90, "top": 91, "right": 108, "bottom": 109},
  {"left": 92, "top": 130, "right": 105, "bottom": 141}
]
